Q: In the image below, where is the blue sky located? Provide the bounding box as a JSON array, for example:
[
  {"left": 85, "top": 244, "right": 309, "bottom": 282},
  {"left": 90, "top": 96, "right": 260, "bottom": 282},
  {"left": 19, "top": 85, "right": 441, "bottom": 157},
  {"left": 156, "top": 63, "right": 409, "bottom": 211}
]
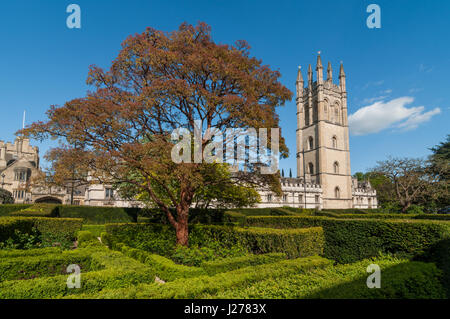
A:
[{"left": 0, "top": 0, "right": 448, "bottom": 175}]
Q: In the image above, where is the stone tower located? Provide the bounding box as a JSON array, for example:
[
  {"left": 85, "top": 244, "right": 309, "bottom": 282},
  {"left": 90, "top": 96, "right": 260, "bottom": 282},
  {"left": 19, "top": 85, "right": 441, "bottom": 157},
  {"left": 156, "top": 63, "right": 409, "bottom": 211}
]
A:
[{"left": 296, "top": 54, "right": 353, "bottom": 209}]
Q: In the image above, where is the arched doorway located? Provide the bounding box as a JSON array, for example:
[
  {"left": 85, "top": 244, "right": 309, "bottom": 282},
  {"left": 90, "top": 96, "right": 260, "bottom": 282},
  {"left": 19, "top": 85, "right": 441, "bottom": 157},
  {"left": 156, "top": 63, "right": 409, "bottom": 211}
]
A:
[{"left": 34, "top": 196, "right": 63, "bottom": 204}]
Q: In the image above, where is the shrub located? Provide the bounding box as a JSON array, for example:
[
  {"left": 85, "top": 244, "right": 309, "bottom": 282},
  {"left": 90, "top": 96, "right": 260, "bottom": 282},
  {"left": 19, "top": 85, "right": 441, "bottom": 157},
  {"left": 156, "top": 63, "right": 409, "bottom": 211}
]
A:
[
  {"left": 0, "top": 189, "right": 14, "bottom": 204},
  {"left": 77, "top": 231, "right": 97, "bottom": 245},
  {"left": 58, "top": 205, "right": 139, "bottom": 224},
  {"left": 0, "top": 247, "right": 61, "bottom": 258},
  {"left": 0, "top": 204, "right": 32, "bottom": 216},
  {"left": 171, "top": 245, "right": 224, "bottom": 266},
  {"left": 0, "top": 217, "right": 35, "bottom": 242},
  {"left": 0, "top": 247, "right": 156, "bottom": 298},
  {"left": 405, "top": 204, "right": 425, "bottom": 214},
  {"left": 201, "top": 252, "right": 286, "bottom": 275},
  {"left": 81, "top": 225, "right": 106, "bottom": 237},
  {"left": 190, "top": 225, "right": 324, "bottom": 258},
  {"left": 316, "top": 211, "right": 450, "bottom": 221},
  {"left": 0, "top": 228, "right": 41, "bottom": 250},
  {"left": 244, "top": 216, "right": 450, "bottom": 263},
  {"left": 0, "top": 217, "right": 83, "bottom": 249},
  {"left": 32, "top": 217, "right": 83, "bottom": 248},
  {"left": 209, "top": 256, "right": 446, "bottom": 299},
  {"left": 105, "top": 223, "right": 178, "bottom": 257},
  {"left": 113, "top": 243, "right": 206, "bottom": 281},
  {"left": 105, "top": 223, "right": 324, "bottom": 259},
  {"left": 315, "top": 212, "right": 416, "bottom": 219},
  {"left": 0, "top": 248, "right": 94, "bottom": 282},
  {"left": 72, "top": 255, "right": 331, "bottom": 299},
  {"left": 10, "top": 204, "right": 59, "bottom": 217}
]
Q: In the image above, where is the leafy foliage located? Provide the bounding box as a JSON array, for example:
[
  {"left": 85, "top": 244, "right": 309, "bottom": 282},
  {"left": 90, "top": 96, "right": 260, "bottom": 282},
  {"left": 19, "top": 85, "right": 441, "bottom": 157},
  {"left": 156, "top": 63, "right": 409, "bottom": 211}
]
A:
[
  {"left": 21, "top": 22, "right": 292, "bottom": 246},
  {"left": 0, "top": 189, "right": 14, "bottom": 204}
]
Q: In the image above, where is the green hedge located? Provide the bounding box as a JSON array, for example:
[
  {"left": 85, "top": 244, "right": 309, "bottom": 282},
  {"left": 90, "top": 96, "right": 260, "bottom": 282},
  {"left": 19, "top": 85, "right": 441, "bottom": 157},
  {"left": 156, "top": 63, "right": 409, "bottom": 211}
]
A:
[
  {"left": 105, "top": 223, "right": 324, "bottom": 259},
  {"left": 0, "top": 217, "right": 35, "bottom": 242},
  {"left": 244, "top": 216, "right": 450, "bottom": 263},
  {"left": 208, "top": 256, "right": 446, "bottom": 299},
  {"left": 0, "top": 249, "right": 94, "bottom": 282},
  {"left": 201, "top": 252, "right": 287, "bottom": 275},
  {"left": 113, "top": 242, "right": 287, "bottom": 280},
  {"left": 0, "top": 204, "right": 33, "bottom": 216},
  {"left": 113, "top": 243, "right": 206, "bottom": 281},
  {"left": 322, "top": 208, "right": 382, "bottom": 214},
  {"left": 68, "top": 255, "right": 331, "bottom": 299},
  {"left": 190, "top": 225, "right": 324, "bottom": 258},
  {"left": 317, "top": 211, "right": 450, "bottom": 221},
  {"left": 0, "top": 247, "right": 61, "bottom": 258},
  {"left": 0, "top": 247, "right": 156, "bottom": 299},
  {"left": 0, "top": 217, "right": 83, "bottom": 246},
  {"left": 9, "top": 204, "right": 59, "bottom": 217},
  {"left": 58, "top": 205, "right": 139, "bottom": 224}
]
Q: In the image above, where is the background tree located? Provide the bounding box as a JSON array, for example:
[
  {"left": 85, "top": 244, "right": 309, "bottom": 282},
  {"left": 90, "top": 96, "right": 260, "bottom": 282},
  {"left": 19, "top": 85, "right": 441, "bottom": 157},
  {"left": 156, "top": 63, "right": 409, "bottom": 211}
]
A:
[
  {"left": 34, "top": 146, "right": 94, "bottom": 205},
  {"left": 21, "top": 22, "right": 292, "bottom": 246},
  {"left": 371, "top": 157, "right": 440, "bottom": 213},
  {"left": 0, "top": 189, "right": 14, "bottom": 204},
  {"left": 426, "top": 135, "right": 449, "bottom": 208}
]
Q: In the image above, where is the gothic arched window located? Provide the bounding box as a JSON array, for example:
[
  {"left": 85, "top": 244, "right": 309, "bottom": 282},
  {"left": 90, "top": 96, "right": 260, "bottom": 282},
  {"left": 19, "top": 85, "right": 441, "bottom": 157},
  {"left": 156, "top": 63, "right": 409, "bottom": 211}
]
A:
[
  {"left": 308, "top": 162, "right": 314, "bottom": 175},
  {"left": 334, "top": 161, "right": 339, "bottom": 174},
  {"left": 334, "top": 103, "right": 340, "bottom": 124},
  {"left": 332, "top": 136, "right": 337, "bottom": 148},
  {"left": 305, "top": 106, "right": 310, "bottom": 126},
  {"left": 308, "top": 136, "right": 314, "bottom": 150},
  {"left": 335, "top": 187, "right": 340, "bottom": 199}
]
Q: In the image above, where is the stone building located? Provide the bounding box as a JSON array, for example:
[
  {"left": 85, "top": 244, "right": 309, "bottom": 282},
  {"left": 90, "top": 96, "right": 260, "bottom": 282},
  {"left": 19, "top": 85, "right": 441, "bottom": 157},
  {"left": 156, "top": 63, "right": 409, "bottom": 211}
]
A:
[
  {"left": 0, "top": 55, "right": 377, "bottom": 209},
  {"left": 255, "top": 55, "right": 377, "bottom": 209},
  {"left": 0, "top": 137, "right": 40, "bottom": 203},
  {"left": 0, "top": 137, "right": 84, "bottom": 204}
]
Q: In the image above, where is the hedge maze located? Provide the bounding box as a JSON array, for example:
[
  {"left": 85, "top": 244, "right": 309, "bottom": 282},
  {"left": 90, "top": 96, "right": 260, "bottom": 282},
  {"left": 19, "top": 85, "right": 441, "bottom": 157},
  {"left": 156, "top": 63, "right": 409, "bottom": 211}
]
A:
[{"left": 0, "top": 204, "right": 449, "bottom": 299}]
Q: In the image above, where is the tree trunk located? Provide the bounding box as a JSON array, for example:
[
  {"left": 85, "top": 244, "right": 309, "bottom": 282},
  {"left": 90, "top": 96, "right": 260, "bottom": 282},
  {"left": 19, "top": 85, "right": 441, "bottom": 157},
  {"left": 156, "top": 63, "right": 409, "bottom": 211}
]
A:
[
  {"left": 175, "top": 205, "right": 189, "bottom": 246},
  {"left": 401, "top": 202, "right": 410, "bottom": 213}
]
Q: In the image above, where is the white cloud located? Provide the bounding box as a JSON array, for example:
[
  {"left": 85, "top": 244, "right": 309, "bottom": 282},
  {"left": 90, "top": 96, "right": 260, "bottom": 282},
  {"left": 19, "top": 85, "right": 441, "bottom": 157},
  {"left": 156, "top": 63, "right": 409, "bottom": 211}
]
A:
[{"left": 349, "top": 97, "right": 441, "bottom": 135}]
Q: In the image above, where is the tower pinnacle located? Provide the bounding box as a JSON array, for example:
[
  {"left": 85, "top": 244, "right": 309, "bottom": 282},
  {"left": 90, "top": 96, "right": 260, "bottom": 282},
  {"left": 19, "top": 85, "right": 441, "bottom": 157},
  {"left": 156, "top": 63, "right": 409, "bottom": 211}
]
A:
[
  {"left": 296, "top": 66, "right": 304, "bottom": 98},
  {"left": 316, "top": 52, "right": 323, "bottom": 70},
  {"left": 307, "top": 64, "right": 313, "bottom": 84},
  {"left": 339, "top": 62, "right": 346, "bottom": 91},
  {"left": 327, "top": 62, "right": 333, "bottom": 82}
]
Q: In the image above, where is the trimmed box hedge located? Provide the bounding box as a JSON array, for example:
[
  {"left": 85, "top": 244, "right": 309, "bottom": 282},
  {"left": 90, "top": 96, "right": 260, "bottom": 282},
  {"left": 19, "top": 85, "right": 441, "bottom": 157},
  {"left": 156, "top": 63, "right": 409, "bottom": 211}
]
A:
[
  {"left": 189, "top": 225, "right": 324, "bottom": 258},
  {"left": 316, "top": 211, "right": 450, "bottom": 221},
  {"left": 0, "top": 217, "right": 83, "bottom": 245},
  {"left": 208, "top": 256, "right": 446, "bottom": 299},
  {"left": 244, "top": 215, "right": 450, "bottom": 264},
  {"left": 9, "top": 204, "right": 59, "bottom": 217},
  {"left": 113, "top": 243, "right": 206, "bottom": 281},
  {"left": 201, "top": 252, "right": 287, "bottom": 275},
  {"left": 105, "top": 223, "right": 325, "bottom": 259},
  {"left": 0, "top": 247, "right": 156, "bottom": 299},
  {"left": 0, "top": 249, "right": 94, "bottom": 282},
  {"left": 0, "top": 204, "right": 33, "bottom": 216},
  {"left": 58, "top": 205, "right": 139, "bottom": 224},
  {"left": 68, "top": 255, "right": 331, "bottom": 299}
]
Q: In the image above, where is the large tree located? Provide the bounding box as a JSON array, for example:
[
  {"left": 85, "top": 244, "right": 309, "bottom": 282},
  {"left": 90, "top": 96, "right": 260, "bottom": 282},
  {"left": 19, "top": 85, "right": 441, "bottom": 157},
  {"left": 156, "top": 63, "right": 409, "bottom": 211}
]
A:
[
  {"left": 21, "top": 22, "right": 292, "bottom": 245},
  {"left": 371, "top": 157, "right": 443, "bottom": 213}
]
